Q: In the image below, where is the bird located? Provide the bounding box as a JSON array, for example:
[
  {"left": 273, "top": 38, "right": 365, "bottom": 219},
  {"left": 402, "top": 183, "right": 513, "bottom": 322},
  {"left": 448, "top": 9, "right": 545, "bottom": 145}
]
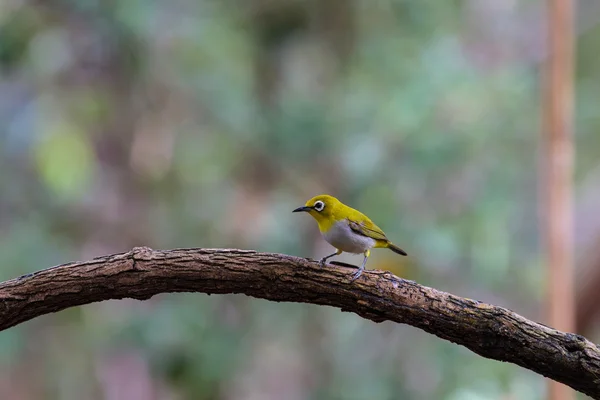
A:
[{"left": 293, "top": 194, "right": 407, "bottom": 281}]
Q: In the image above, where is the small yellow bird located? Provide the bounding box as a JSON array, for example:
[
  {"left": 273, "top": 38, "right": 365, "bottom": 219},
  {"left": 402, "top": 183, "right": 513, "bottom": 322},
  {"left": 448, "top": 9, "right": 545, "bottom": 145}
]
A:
[{"left": 293, "top": 194, "right": 407, "bottom": 281}]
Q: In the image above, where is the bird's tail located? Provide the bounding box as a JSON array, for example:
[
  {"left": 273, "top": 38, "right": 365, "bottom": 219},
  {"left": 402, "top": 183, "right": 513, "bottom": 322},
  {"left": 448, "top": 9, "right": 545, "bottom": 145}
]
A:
[{"left": 387, "top": 242, "right": 407, "bottom": 256}]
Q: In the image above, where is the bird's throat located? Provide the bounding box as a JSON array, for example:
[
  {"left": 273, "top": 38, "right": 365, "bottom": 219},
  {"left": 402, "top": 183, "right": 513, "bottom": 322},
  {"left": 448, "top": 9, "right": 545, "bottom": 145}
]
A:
[{"left": 316, "top": 217, "right": 336, "bottom": 233}]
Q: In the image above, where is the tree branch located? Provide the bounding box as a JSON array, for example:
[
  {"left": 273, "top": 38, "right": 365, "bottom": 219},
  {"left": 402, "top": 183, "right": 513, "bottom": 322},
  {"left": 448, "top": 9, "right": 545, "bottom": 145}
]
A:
[{"left": 1, "top": 247, "right": 599, "bottom": 398}]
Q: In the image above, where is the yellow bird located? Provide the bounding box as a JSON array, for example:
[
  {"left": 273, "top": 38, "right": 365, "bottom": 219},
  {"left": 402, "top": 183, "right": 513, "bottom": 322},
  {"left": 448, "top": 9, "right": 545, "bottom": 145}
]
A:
[{"left": 293, "top": 194, "right": 407, "bottom": 281}]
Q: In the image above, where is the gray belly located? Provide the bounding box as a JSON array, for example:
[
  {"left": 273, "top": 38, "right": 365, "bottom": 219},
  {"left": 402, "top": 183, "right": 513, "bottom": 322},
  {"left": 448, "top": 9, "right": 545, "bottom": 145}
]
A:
[{"left": 322, "top": 221, "right": 375, "bottom": 254}]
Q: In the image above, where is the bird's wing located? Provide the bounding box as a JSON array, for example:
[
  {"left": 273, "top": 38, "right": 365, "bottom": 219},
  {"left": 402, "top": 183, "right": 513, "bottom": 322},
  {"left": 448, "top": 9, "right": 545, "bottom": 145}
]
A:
[{"left": 347, "top": 218, "right": 389, "bottom": 242}]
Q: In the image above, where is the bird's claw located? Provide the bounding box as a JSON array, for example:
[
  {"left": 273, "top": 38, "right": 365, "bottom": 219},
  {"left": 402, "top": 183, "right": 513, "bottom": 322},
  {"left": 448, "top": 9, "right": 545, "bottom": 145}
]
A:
[
  {"left": 319, "top": 259, "right": 327, "bottom": 268},
  {"left": 350, "top": 267, "right": 365, "bottom": 282}
]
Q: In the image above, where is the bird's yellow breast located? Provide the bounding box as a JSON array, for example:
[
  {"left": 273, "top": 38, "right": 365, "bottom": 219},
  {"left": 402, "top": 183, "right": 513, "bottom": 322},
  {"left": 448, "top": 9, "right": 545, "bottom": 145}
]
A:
[{"left": 315, "top": 215, "right": 336, "bottom": 233}]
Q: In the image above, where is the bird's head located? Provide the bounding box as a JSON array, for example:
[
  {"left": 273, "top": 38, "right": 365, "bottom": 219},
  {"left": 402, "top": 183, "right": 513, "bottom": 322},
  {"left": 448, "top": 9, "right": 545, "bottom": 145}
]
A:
[{"left": 292, "top": 194, "right": 340, "bottom": 224}]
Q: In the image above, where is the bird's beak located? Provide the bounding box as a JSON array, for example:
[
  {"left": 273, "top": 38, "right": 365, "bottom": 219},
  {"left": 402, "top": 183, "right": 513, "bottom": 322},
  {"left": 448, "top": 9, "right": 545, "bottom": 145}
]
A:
[{"left": 292, "top": 206, "right": 312, "bottom": 213}]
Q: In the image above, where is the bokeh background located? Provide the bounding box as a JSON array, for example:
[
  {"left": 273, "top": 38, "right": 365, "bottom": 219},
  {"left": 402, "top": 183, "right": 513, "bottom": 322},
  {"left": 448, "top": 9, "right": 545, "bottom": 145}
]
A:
[{"left": 1, "top": 0, "right": 599, "bottom": 399}]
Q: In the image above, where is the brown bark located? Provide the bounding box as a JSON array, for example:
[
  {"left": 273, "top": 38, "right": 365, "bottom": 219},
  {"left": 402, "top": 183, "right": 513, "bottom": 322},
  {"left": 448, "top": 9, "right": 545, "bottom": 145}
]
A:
[{"left": 0, "top": 248, "right": 599, "bottom": 398}]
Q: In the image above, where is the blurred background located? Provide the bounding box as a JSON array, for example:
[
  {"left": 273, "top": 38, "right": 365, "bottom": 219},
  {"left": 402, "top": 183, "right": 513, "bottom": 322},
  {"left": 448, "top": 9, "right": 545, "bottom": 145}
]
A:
[{"left": 0, "top": 0, "right": 599, "bottom": 399}]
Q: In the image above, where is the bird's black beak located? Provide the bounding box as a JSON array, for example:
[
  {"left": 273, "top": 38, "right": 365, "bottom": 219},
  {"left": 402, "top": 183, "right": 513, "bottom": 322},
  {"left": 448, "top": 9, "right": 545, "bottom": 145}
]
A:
[{"left": 292, "top": 206, "right": 312, "bottom": 213}]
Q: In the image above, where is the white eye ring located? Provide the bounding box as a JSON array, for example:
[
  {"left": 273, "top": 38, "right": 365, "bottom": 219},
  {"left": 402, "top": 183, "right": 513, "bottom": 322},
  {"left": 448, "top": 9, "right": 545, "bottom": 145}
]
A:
[{"left": 313, "top": 201, "right": 325, "bottom": 212}]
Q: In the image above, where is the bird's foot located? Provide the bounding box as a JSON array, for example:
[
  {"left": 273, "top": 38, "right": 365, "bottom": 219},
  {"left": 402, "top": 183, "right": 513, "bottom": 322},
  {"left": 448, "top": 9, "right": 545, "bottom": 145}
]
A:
[
  {"left": 319, "top": 258, "right": 327, "bottom": 268},
  {"left": 350, "top": 268, "right": 364, "bottom": 282}
]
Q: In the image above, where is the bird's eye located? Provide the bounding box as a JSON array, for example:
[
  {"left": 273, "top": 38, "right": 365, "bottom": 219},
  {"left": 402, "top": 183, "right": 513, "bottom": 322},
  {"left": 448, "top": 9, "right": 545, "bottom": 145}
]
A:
[{"left": 313, "top": 201, "right": 325, "bottom": 212}]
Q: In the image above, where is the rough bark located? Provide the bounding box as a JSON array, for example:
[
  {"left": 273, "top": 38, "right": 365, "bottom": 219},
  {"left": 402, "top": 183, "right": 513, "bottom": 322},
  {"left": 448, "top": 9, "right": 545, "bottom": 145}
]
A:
[{"left": 0, "top": 247, "right": 599, "bottom": 398}]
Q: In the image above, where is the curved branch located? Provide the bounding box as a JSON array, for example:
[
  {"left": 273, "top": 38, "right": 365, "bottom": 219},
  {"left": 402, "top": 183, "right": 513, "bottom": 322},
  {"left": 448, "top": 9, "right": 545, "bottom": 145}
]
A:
[{"left": 0, "top": 247, "right": 599, "bottom": 398}]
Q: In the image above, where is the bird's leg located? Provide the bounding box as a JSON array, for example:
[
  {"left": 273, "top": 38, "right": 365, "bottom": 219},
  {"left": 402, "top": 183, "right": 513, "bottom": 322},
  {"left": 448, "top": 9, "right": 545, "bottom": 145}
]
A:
[
  {"left": 351, "top": 250, "right": 370, "bottom": 281},
  {"left": 319, "top": 249, "right": 342, "bottom": 267}
]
